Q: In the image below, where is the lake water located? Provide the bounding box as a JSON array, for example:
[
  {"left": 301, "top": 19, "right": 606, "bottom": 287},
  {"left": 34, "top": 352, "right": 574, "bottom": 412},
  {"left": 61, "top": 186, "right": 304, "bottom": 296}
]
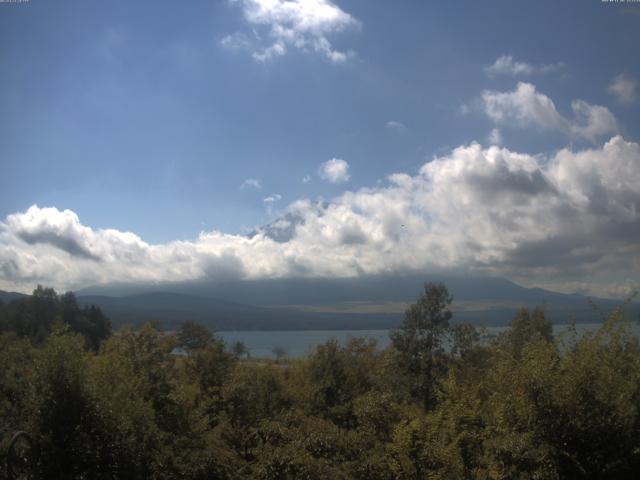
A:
[
  {"left": 219, "top": 322, "right": 640, "bottom": 358},
  {"left": 220, "top": 329, "right": 392, "bottom": 358}
]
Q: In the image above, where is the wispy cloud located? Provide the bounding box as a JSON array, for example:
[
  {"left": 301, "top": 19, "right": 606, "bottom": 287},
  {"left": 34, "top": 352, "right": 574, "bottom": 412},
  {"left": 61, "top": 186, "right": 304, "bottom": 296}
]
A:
[
  {"left": 223, "top": 0, "right": 360, "bottom": 63},
  {"left": 240, "top": 178, "right": 262, "bottom": 190},
  {"left": 608, "top": 73, "right": 637, "bottom": 105},
  {"left": 385, "top": 120, "right": 407, "bottom": 131},
  {"left": 302, "top": 175, "right": 311, "bottom": 184},
  {"left": 485, "top": 55, "right": 564, "bottom": 77},
  {"left": 488, "top": 128, "right": 503, "bottom": 145},
  {"left": 263, "top": 192, "right": 282, "bottom": 216},
  {"left": 220, "top": 31, "right": 254, "bottom": 52},
  {"left": 263, "top": 193, "right": 282, "bottom": 203}
]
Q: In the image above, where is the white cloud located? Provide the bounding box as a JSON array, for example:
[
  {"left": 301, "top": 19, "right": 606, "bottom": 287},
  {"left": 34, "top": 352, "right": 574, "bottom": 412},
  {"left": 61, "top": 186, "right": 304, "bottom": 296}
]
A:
[
  {"left": 302, "top": 175, "right": 311, "bottom": 184},
  {"left": 318, "top": 158, "right": 350, "bottom": 183},
  {"left": 263, "top": 193, "right": 282, "bottom": 203},
  {"left": 224, "top": 0, "right": 359, "bottom": 63},
  {"left": 482, "top": 82, "right": 566, "bottom": 129},
  {"left": 569, "top": 100, "right": 619, "bottom": 143},
  {"left": 240, "top": 178, "right": 262, "bottom": 190},
  {"left": 485, "top": 55, "right": 564, "bottom": 77},
  {"left": 608, "top": 73, "right": 637, "bottom": 105},
  {"left": 488, "top": 128, "right": 503, "bottom": 145},
  {"left": 482, "top": 82, "right": 618, "bottom": 142},
  {"left": 385, "top": 120, "right": 406, "bottom": 131},
  {"left": 220, "top": 32, "right": 254, "bottom": 52},
  {"left": 2, "top": 137, "right": 639, "bottom": 297}
]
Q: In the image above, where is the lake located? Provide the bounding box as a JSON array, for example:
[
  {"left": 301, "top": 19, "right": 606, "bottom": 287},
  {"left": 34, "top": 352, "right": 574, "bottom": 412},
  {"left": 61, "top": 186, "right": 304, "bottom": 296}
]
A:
[{"left": 219, "top": 322, "right": 640, "bottom": 358}]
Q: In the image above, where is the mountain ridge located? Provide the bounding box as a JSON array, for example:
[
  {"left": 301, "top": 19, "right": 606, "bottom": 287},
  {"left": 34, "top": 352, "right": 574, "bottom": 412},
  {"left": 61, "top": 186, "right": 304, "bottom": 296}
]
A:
[{"left": 4, "top": 275, "right": 636, "bottom": 331}]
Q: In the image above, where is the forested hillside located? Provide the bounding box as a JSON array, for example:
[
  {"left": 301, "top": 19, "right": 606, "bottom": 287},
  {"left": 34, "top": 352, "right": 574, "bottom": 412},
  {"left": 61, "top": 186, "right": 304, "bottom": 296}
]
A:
[{"left": 1, "top": 284, "right": 640, "bottom": 479}]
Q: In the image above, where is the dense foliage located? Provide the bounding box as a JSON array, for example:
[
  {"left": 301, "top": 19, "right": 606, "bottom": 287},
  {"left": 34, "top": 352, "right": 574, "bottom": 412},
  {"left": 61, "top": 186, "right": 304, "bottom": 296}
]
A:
[
  {"left": 0, "top": 286, "right": 111, "bottom": 350},
  {"left": 1, "top": 283, "right": 640, "bottom": 479}
]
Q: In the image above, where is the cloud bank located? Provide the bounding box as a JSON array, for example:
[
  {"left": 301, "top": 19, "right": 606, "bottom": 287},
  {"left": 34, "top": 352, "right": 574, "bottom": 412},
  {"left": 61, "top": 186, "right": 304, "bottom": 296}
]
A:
[{"left": 2, "top": 136, "right": 639, "bottom": 297}]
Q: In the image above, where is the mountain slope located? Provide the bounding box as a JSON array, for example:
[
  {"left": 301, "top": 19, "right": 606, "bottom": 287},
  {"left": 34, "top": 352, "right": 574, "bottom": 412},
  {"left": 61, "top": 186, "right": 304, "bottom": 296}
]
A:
[
  {"left": 0, "top": 290, "right": 29, "bottom": 304},
  {"left": 76, "top": 292, "right": 398, "bottom": 331},
  {"left": 75, "top": 275, "right": 639, "bottom": 330}
]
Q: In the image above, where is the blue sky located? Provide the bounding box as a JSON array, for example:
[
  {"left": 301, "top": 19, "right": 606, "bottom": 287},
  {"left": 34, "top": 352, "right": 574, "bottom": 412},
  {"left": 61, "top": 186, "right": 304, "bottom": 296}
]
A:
[{"left": 1, "top": 0, "right": 639, "bottom": 297}]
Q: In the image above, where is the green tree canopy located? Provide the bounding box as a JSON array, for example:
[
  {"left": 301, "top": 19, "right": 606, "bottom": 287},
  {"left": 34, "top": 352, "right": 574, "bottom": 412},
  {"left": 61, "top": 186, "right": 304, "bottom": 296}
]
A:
[
  {"left": 177, "top": 320, "right": 214, "bottom": 351},
  {"left": 390, "top": 282, "right": 453, "bottom": 410}
]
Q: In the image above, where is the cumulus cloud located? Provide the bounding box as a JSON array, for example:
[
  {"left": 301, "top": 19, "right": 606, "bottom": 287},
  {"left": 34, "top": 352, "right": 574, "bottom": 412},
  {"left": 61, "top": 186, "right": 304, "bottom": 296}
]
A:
[
  {"left": 608, "top": 73, "right": 637, "bottom": 105},
  {"left": 482, "top": 82, "right": 566, "bottom": 129},
  {"left": 482, "top": 82, "right": 618, "bottom": 142},
  {"left": 240, "top": 178, "right": 262, "bottom": 190},
  {"left": 2, "top": 136, "right": 639, "bottom": 296},
  {"left": 485, "top": 55, "right": 564, "bottom": 77},
  {"left": 569, "top": 100, "right": 619, "bottom": 142},
  {"left": 224, "top": 0, "right": 359, "bottom": 62},
  {"left": 318, "top": 158, "right": 350, "bottom": 183}
]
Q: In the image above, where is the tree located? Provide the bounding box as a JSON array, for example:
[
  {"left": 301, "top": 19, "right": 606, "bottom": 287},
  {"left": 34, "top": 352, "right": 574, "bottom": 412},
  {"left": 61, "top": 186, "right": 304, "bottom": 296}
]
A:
[
  {"left": 500, "top": 307, "right": 553, "bottom": 356},
  {"left": 188, "top": 339, "right": 235, "bottom": 393},
  {"left": 23, "top": 285, "right": 58, "bottom": 343},
  {"left": 0, "top": 298, "right": 6, "bottom": 333},
  {"left": 1, "top": 287, "right": 111, "bottom": 349},
  {"left": 272, "top": 346, "right": 287, "bottom": 362},
  {"left": 177, "top": 320, "right": 213, "bottom": 351},
  {"left": 232, "top": 340, "right": 249, "bottom": 358},
  {"left": 299, "top": 337, "right": 378, "bottom": 428},
  {"left": 390, "top": 282, "right": 452, "bottom": 411},
  {"left": 60, "top": 291, "right": 111, "bottom": 350},
  {"left": 449, "top": 322, "right": 482, "bottom": 361},
  {"left": 81, "top": 304, "right": 111, "bottom": 350},
  {"left": 34, "top": 334, "right": 110, "bottom": 478}
]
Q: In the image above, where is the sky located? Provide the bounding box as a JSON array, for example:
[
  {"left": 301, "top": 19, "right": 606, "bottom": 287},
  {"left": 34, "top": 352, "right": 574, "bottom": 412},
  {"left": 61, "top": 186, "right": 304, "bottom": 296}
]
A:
[{"left": 1, "top": 0, "right": 639, "bottom": 298}]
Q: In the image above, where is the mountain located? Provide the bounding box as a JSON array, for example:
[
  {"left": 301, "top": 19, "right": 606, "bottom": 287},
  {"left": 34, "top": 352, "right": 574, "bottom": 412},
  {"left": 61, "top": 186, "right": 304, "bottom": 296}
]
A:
[
  {"left": 76, "top": 292, "right": 398, "bottom": 331},
  {"left": 75, "top": 275, "right": 639, "bottom": 331},
  {"left": 0, "top": 290, "right": 29, "bottom": 304},
  {"left": 7, "top": 276, "right": 635, "bottom": 332},
  {"left": 77, "top": 275, "right": 565, "bottom": 304}
]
